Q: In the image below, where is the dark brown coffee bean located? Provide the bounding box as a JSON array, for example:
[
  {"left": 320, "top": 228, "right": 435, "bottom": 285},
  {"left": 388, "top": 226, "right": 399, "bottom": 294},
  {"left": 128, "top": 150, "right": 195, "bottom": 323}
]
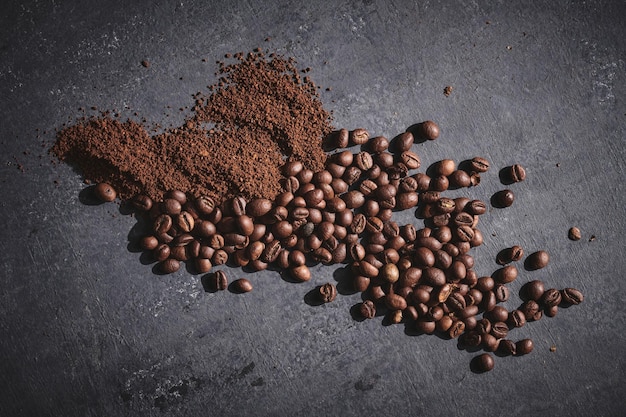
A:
[
  {"left": 515, "top": 338, "right": 534, "bottom": 355},
  {"left": 366, "top": 136, "right": 389, "bottom": 153},
  {"left": 290, "top": 265, "right": 311, "bottom": 282},
  {"left": 400, "top": 151, "right": 421, "bottom": 169},
  {"left": 465, "top": 199, "right": 487, "bottom": 215},
  {"left": 175, "top": 211, "right": 195, "bottom": 233},
  {"left": 429, "top": 175, "right": 449, "bottom": 191},
  {"left": 492, "top": 189, "right": 515, "bottom": 208},
  {"left": 212, "top": 249, "right": 228, "bottom": 265},
  {"left": 319, "top": 283, "right": 337, "bottom": 303},
  {"left": 541, "top": 288, "right": 562, "bottom": 307},
  {"left": 448, "top": 170, "right": 471, "bottom": 188},
  {"left": 422, "top": 267, "right": 446, "bottom": 286},
  {"left": 433, "top": 159, "right": 455, "bottom": 176},
  {"left": 297, "top": 169, "right": 314, "bottom": 185},
  {"left": 229, "top": 196, "right": 247, "bottom": 216},
  {"left": 498, "top": 339, "right": 517, "bottom": 356},
  {"left": 94, "top": 183, "right": 116, "bottom": 202},
  {"left": 195, "top": 195, "right": 216, "bottom": 216},
  {"left": 560, "top": 288, "right": 584, "bottom": 305},
  {"left": 526, "top": 250, "right": 550, "bottom": 270},
  {"left": 455, "top": 225, "right": 475, "bottom": 242},
  {"left": 283, "top": 160, "right": 303, "bottom": 177},
  {"left": 207, "top": 270, "right": 228, "bottom": 291},
  {"left": 354, "top": 151, "right": 374, "bottom": 171},
  {"left": 343, "top": 190, "right": 365, "bottom": 209},
  {"left": 153, "top": 214, "right": 173, "bottom": 234},
  {"left": 419, "top": 120, "right": 440, "bottom": 141},
  {"left": 162, "top": 198, "right": 182, "bottom": 215},
  {"left": 140, "top": 235, "right": 159, "bottom": 251},
  {"left": 380, "top": 263, "right": 400, "bottom": 284},
  {"left": 494, "top": 284, "right": 510, "bottom": 302},
  {"left": 153, "top": 243, "right": 171, "bottom": 262},
  {"left": 492, "top": 265, "right": 518, "bottom": 284},
  {"left": 350, "top": 128, "right": 370, "bottom": 145},
  {"left": 385, "top": 293, "right": 407, "bottom": 311},
  {"left": 131, "top": 194, "right": 153, "bottom": 211},
  {"left": 545, "top": 305, "right": 559, "bottom": 317},
  {"left": 473, "top": 353, "right": 495, "bottom": 373},
  {"left": 325, "top": 129, "right": 349, "bottom": 149},
  {"left": 448, "top": 320, "right": 465, "bottom": 339},
  {"left": 506, "top": 164, "right": 526, "bottom": 183},
  {"left": 491, "top": 321, "right": 509, "bottom": 339},
  {"left": 475, "top": 318, "right": 492, "bottom": 335},
  {"left": 160, "top": 258, "right": 180, "bottom": 274},
  {"left": 359, "top": 300, "right": 376, "bottom": 319},
  {"left": 508, "top": 309, "right": 526, "bottom": 328},
  {"left": 521, "top": 300, "right": 542, "bottom": 321},
  {"left": 496, "top": 245, "right": 524, "bottom": 265},
  {"left": 522, "top": 280, "right": 545, "bottom": 301},
  {"left": 482, "top": 333, "right": 500, "bottom": 352},
  {"left": 469, "top": 156, "right": 490, "bottom": 173},
  {"left": 393, "top": 132, "right": 414, "bottom": 152},
  {"left": 233, "top": 278, "right": 253, "bottom": 293},
  {"left": 435, "top": 198, "right": 456, "bottom": 214}
]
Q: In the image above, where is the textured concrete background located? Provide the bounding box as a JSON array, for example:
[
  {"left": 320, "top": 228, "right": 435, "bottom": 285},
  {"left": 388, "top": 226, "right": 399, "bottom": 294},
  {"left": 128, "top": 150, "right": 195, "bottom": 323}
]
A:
[{"left": 1, "top": 0, "right": 625, "bottom": 416}]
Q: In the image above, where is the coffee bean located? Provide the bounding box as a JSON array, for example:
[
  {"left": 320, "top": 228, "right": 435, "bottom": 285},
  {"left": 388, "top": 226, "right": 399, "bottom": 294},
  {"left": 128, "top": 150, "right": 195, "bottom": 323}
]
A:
[
  {"left": 419, "top": 120, "right": 440, "bottom": 141},
  {"left": 359, "top": 300, "right": 376, "bottom": 319},
  {"left": 469, "top": 157, "right": 490, "bottom": 173},
  {"left": 400, "top": 151, "right": 421, "bottom": 169},
  {"left": 568, "top": 227, "right": 582, "bottom": 241},
  {"left": 498, "top": 339, "right": 517, "bottom": 356},
  {"left": 494, "top": 284, "right": 510, "bottom": 302},
  {"left": 508, "top": 309, "right": 526, "bottom": 328},
  {"left": 233, "top": 278, "right": 253, "bottom": 293},
  {"left": 343, "top": 190, "right": 365, "bottom": 208},
  {"left": 465, "top": 199, "right": 487, "bottom": 215},
  {"left": 367, "top": 136, "right": 389, "bottom": 153},
  {"left": 380, "top": 263, "right": 400, "bottom": 283},
  {"left": 160, "top": 258, "right": 180, "bottom": 274},
  {"left": 162, "top": 198, "right": 182, "bottom": 215},
  {"left": 429, "top": 175, "right": 449, "bottom": 191},
  {"left": 207, "top": 270, "right": 228, "bottom": 291},
  {"left": 319, "top": 283, "right": 337, "bottom": 303},
  {"left": 496, "top": 245, "right": 524, "bottom": 265},
  {"left": 526, "top": 250, "right": 549, "bottom": 270},
  {"left": 290, "top": 265, "right": 311, "bottom": 282},
  {"left": 521, "top": 300, "right": 542, "bottom": 321},
  {"left": 448, "top": 170, "right": 471, "bottom": 188},
  {"left": 195, "top": 195, "right": 216, "bottom": 216},
  {"left": 482, "top": 333, "right": 500, "bottom": 352},
  {"left": 176, "top": 211, "right": 195, "bottom": 233},
  {"left": 350, "top": 128, "right": 370, "bottom": 145},
  {"left": 515, "top": 338, "right": 534, "bottom": 355},
  {"left": 491, "top": 321, "right": 509, "bottom": 339},
  {"left": 522, "top": 280, "right": 545, "bottom": 301},
  {"left": 94, "top": 182, "right": 116, "bottom": 202},
  {"left": 131, "top": 194, "right": 153, "bottom": 211},
  {"left": 541, "top": 288, "right": 562, "bottom": 307},
  {"left": 393, "top": 132, "right": 414, "bottom": 152},
  {"left": 492, "top": 189, "right": 514, "bottom": 208},
  {"left": 492, "top": 265, "right": 518, "bottom": 284},
  {"left": 433, "top": 159, "right": 455, "bottom": 176},
  {"left": 560, "top": 287, "right": 584, "bottom": 305},
  {"left": 246, "top": 198, "right": 273, "bottom": 217},
  {"left": 506, "top": 164, "right": 526, "bottom": 183},
  {"left": 355, "top": 151, "right": 374, "bottom": 171},
  {"left": 153, "top": 214, "right": 173, "bottom": 234}
]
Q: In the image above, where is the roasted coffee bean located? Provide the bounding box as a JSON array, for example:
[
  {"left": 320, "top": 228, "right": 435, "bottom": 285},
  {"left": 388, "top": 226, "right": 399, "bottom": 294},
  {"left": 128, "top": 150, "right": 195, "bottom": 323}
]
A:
[
  {"left": 153, "top": 214, "right": 173, "bottom": 234},
  {"left": 319, "top": 283, "right": 337, "bottom": 303},
  {"left": 521, "top": 300, "right": 542, "bottom": 321},
  {"left": 482, "top": 333, "right": 500, "bottom": 352},
  {"left": 491, "top": 322, "right": 509, "bottom": 339},
  {"left": 433, "top": 159, "right": 455, "bottom": 177},
  {"left": 131, "top": 194, "right": 153, "bottom": 211},
  {"left": 212, "top": 249, "right": 228, "bottom": 265},
  {"left": 343, "top": 190, "right": 365, "bottom": 208},
  {"left": 395, "top": 192, "right": 418, "bottom": 210},
  {"left": 541, "top": 288, "right": 562, "bottom": 307},
  {"left": 236, "top": 215, "right": 255, "bottom": 236},
  {"left": 195, "top": 258, "right": 212, "bottom": 273},
  {"left": 385, "top": 293, "right": 407, "bottom": 311},
  {"left": 492, "top": 189, "right": 515, "bottom": 208},
  {"left": 446, "top": 292, "right": 467, "bottom": 312},
  {"left": 380, "top": 263, "right": 400, "bottom": 283},
  {"left": 160, "top": 258, "right": 180, "bottom": 274},
  {"left": 175, "top": 211, "right": 195, "bottom": 233},
  {"left": 353, "top": 275, "right": 370, "bottom": 292},
  {"left": 243, "top": 198, "right": 271, "bottom": 218},
  {"left": 359, "top": 300, "right": 376, "bottom": 319},
  {"left": 496, "top": 245, "right": 524, "bottom": 265},
  {"left": 367, "top": 136, "right": 390, "bottom": 153},
  {"left": 508, "top": 309, "right": 526, "bottom": 328},
  {"left": 448, "top": 320, "right": 465, "bottom": 339},
  {"left": 506, "top": 164, "right": 526, "bottom": 183},
  {"left": 296, "top": 168, "right": 314, "bottom": 185},
  {"left": 290, "top": 265, "right": 311, "bottom": 282},
  {"left": 343, "top": 166, "right": 362, "bottom": 185},
  {"left": 94, "top": 182, "right": 116, "bottom": 202},
  {"left": 348, "top": 242, "right": 366, "bottom": 261},
  {"left": 494, "top": 284, "right": 510, "bottom": 302},
  {"left": 429, "top": 175, "right": 449, "bottom": 191},
  {"left": 207, "top": 270, "right": 228, "bottom": 291},
  {"left": 568, "top": 227, "right": 582, "bottom": 241},
  {"left": 515, "top": 338, "right": 534, "bottom": 355},
  {"left": 153, "top": 243, "right": 171, "bottom": 262},
  {"left": 561, "top": 288, "right": 584, "bottom": 305},
  {"left": 435, "top": 198, "right": 456, "bottom": 214},
  {"left": 162, "top": 198, "right": 182, "bottom": 215},
  {"left": 374, "top": 153, "right": 395, "bottom": 170},
  {"left": 415, "top": 319, "right": 436, "bottom": 334},
  {"left": 469, "top": 156, "right": 490, "bottom": 173},
  {"left": 283, "top": 160, "right": 303, "bottom": 177},
  {"left": 422, "top": 267, "right": 446, "bottom": 287},
  {"left": 475, "top": 318, "right": 492, "bottom": 335},
  {"left": 400, "top": 151, "right": 421, "bottom": 170},
  {"left": 325, "top": 129, "right": 349, "bottom": 149},
  {"left": 232, "top": 278, "right": 253, "bottom": 293},
  {"left": 355, "top": 151, "right": 374, "bottom": 171},
  {"left": 448, "top": 170, "right": 471, "bottom": 188},
  {"left": 545, "top": 305, "right": 558, "bottom": 317},
  {"left": 311, "top": 247, "right": 333, "bottom": 264},
  {"left": 473, "top": 353, "right": 495, "bottom": 373},
  {"left": 419, "top": 120, "right": 440, "bottom": 141},
  {"left": 140, "top": 235, "right": 159, "bottom": 251},
  {"left": 195, "top": 195, "right": 216, "bottom": 216},
  {"left": 492, "top": 265, "right": 518, "bottom": 284},
  {"left": 393, "top": 131, "right": 414, "bottom": 152},
  {"left": 498, "top": 339, "right": 517, "bottom": 356},
  {"left": 526, "top": 250, "right": 550, "bottom": 270},
  {"left": 465, "top": 199, "right": 487, "bottom": 215},
  {"left": 455, "top": 225, "right": 475, "bottom": 242},
  {"left": 350, "top": 128, "right": 370, "bottom": 145},
  {"left": 522, "top": 280, "right": 545, "bottom": 301}
]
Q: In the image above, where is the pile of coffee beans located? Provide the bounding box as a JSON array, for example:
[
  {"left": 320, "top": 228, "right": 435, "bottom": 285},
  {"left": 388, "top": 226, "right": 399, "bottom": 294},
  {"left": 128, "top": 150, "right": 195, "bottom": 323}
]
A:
[{"left": 93, "top": 120, "right": 583, "bottom": 373}]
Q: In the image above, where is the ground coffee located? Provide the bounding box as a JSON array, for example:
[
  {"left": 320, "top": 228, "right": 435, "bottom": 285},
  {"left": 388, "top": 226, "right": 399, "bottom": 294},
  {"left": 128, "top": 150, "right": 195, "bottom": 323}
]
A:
[{"left": 52, "top": 49, "right": 332, "bottom": 203}]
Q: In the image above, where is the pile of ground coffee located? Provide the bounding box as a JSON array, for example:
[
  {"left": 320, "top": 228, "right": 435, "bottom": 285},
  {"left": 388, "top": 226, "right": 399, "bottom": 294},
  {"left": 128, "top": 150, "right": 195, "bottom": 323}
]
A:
[{"left": 51, "top": 49, "right": 332, "bottom": 202}]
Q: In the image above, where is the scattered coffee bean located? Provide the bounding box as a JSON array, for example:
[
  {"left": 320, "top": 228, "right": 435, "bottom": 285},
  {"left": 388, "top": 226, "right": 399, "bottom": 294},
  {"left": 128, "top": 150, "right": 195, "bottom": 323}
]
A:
[
  {"left": 560, "top": 288, "right": 584, "bottom": 305},
  {"left": 359, "top": 300, "right": 376, "bottom": 319},
  {"left": 492, "top": 189, "right": 515, "bottom": 208},
  {"left": 233, "top": 278, "right": 253, "bottom": 293},
  {"left": 505, "top": 164, "right": 526, "bottom": 183},
  {"left": 515, "top": 338, "right": 534, "bottom": 355},
  {"left": 526, "top": 250, "right": 549, "bottom": 270},
  {"left": 496, "top": 245, "right": 524, "bottom": 265},
  {"left": 419, "top": 120, "right": 440, "bottom": 141},
  {"left": 318, "top": 283, "right": 337, "bottom": 303},
  {"left": 568, "top": 227, "right": 582, "bottom": 241},
  {"left": 94, "top": 182, "right": 117, "bottom": 202}
]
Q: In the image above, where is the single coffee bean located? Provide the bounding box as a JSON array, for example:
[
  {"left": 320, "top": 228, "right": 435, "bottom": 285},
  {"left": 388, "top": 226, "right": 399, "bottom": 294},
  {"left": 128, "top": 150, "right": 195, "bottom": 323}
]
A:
[
  {"left": 385, "top": 293, "right": 408, "bottom": 311},
  {"left": 419, "top": 120, "right": 440, "bottom": 141},
  {"left": 494, "top": 284, "right": 510, "bottom": 302},
  {"left": 343, "top": 190, "right": 365, "bottom": 208},
  {"left": 433, "top": 159, "right": 455, "bottom": 176},
  {"left": 246, "top": 198, "right": 273, "bottom": 217},
  {"left": 515, "top": 338, "right": 534, "bottom": 355},
  {"left": 541, "top": 288, "right": 562, "bottom": 307},
  {"left": 473, "top": 353, "right": 495, "bottom": 373},
  {"left": 492, "top": 265, "right": 518, "bottom": 284},
  {"left": 521, "top": 300, "right": 542, "bottom": 321},
  {"left": 324, "top": 129, "right": 349, "bottom": 149},
  {"left": 455, "top": 225, "right": 475, "bottom": 242},
  {"left": 491, "top": 322, "right": 509, "bottom": 339},
  {"left": 393, "top": 131, "right": 414, "bottom": 152},
  {"left": 176, "top": 211, "right": 195, "bottom": 233},
  {"left": 545, "top": 305, "right": 558, "bottom": 317},
  {"left": 131, "top": 194, "right": 153, "bottom": 211},
  {"left": 359, "top": 300, "right": 376, "bottom": 319},
  {"left": 568, "top": 227, "right": 582, "bottom": 241},
  {"left": 400, "top": 151, "right": 421, "bottom": 170},
  {"left": 153, "top": 214, "right": 173, "bottom": 234},
  {"left": 140, "top": 235, "right": 159, "bottom": 251},
  {"left": 522, "top": 280, "right": 545, "bottom": 301},
  {"left": 160, "top": 258, "right": 180, "bottom": 274},
  {"left": 498, "top": 339, "right": 517, "bottom": 356},
  {"left": 195, "top": 195, "right": 216, "bottom": 216},
  {"left": 448, "top": 320, "right": 466, "bottom": 339},
  {"left": 482, "top": 333, "right": 500, "bottom": 352},
  {"left": 448, "top": 170, "right": 471, "bottom": 188},
  {"left": 232, "top": 278, "right": 253, "bottom": 293},
  {"left": 526, "top": 250, "right": 550, "bottom": 270},
  {"left": 367, "top": 136, "right": 389, "bottom": 153},
  {"left": 153, "top": 243, "right": 171, "bottom": 262},
  {"left": 465, "top": 199, "right": 487, "bottom": 215},
  {"left": 94, "top": 182, "right": 116, "bottom": 202},
  {"left": 161, "top": 198, "right": 182, "bottom": 215},
  {"left": 492, "top": 189, "right": 515, "bottom": 208},
  {"left": 469, "top": 156, "right": 490, "bottom": 173},
  {"left": 508, "top": 309, "right": 526, "bottom": 328},
  {"left": 349, "top": 128, "right": 370, "bottom": 145},
  {"left": 208, "top": 270, "right": 228, "bottom": 291},
  {"left": 429, "top": 175, "right": 449, "bottom": 191},
  {"left": 354, "top": 151, "right": 374, "bottom": 171},
  {"left": 290, "top": 265, "right": 311, "bottom": 282},
  {"left": 496, "top": 245, "right": 524, "bottom": 265},
  {"left": 380, "top": 263, "right": 400, "bottom": 284},
  {"left": 463, "top": 330, "right": 482, "bottom": 348},
  {"left": 560, "top": 288, "right": 584, "bottom": 305},
  {"left": 318, "top": 283, "right": 337, "bottom": 303},
  {"left": 506, "top": 164, "right": 526, "bottom": 183},
  {"left": 283, "top": 160, "right": 303, "bottom": 177}
]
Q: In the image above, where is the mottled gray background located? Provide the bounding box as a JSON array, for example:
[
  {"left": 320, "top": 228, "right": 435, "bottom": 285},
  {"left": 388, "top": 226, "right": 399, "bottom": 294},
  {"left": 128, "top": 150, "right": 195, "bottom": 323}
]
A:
[{"left": 1, "top": 0, "right": 625, "bottom": 416}]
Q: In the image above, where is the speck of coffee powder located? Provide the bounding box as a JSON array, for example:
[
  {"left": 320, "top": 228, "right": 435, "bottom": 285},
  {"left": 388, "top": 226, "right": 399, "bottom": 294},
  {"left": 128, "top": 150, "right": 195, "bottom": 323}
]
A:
[{"left": 52, "top": 49, "right": 333, "bottom": 202}]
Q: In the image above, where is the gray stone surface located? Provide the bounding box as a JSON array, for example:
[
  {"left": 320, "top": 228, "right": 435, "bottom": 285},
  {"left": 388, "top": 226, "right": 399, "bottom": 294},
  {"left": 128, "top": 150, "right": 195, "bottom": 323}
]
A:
[{"left": 1, "top": 0, "right": 625, "bottom": 416}]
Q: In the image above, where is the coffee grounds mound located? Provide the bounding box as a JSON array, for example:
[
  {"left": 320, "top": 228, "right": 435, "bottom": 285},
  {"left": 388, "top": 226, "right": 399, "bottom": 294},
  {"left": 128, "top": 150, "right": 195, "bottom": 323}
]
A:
[{"left": 52, "top": 49, "right": 332, "bottom": 203}]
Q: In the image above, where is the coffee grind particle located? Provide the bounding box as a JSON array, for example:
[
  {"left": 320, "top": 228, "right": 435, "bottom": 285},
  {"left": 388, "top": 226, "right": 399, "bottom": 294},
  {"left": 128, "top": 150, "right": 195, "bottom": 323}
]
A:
[{"left": 52, "top": 49, "right": 332, "bottom": 203}]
